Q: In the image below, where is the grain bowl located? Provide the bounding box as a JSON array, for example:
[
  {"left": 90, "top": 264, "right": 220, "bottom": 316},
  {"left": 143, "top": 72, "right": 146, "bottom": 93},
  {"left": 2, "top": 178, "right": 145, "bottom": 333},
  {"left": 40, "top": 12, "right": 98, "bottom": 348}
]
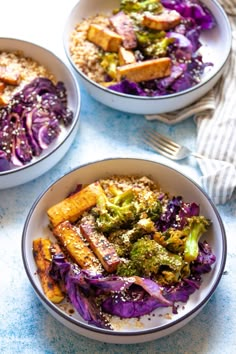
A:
[
  {"left": 63, "top": 0, "right": 231, "bottom": 115},
  {"left": 22, "top": 158, "right": 226, "bottom": 344},
  {"left": 0, "top": 38, "right": 81, "bottom": 189}
]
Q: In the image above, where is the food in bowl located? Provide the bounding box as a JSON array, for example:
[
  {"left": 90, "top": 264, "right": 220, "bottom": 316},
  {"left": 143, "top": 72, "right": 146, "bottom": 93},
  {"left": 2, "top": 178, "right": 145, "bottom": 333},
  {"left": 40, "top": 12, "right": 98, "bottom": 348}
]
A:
[
  {"left": 32, "top": 174, "right": 216, "bottom": 330},
  {"left": 69, "top": 0, "right": 216, "bottom": 97},
  {"left": 0, "top": 50, "right": 73, "bottom": 172}
]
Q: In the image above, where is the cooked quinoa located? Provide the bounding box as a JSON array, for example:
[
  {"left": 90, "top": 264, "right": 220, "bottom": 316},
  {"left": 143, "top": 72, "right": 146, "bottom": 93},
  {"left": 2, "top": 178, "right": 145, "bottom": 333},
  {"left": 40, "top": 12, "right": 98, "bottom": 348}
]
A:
[
  {"left": 69, "top": 15, "right": 110, "bottom": 83},
  {"left": 0, "top": 50, "right": 56, "bottom": 105}
]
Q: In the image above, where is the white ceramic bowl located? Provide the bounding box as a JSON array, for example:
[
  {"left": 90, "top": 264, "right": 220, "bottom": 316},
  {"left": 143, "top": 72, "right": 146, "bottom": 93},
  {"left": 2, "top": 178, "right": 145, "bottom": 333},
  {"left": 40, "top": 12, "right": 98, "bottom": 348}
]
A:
[
  {"left": 22, "top": 158, "right": 226, "bottom": 344},
  {"left": 0, "top": 38, "right": 81, "bottom": 189},
  {"left": 63, "top": 0, "right": 231, "bottom": 115}
]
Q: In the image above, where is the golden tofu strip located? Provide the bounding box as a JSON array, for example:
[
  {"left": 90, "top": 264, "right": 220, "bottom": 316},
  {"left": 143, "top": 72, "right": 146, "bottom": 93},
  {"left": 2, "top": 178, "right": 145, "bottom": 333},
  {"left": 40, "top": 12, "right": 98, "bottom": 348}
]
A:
[
  {"left": 87, "top": 24, "right": 122, "bottom": 52},
  {"left": 116, "top": 57, "right": 171, "bottom": 83},
  {"left": 47, "top": 182, "right": 105, "bottom": 228},
  {"left": 118, "top": 46, "right": 136, "bottom": 66},
  {"left": 0, "top": 65, "right": 21, "bottom": 85},
  {"left": 33, "top": 238, "right": 65, "bottom": 304},
  {"left": 109, "top": 11, "right": 137, "bottom": 50},
  {"left": 0, "top": 82, "right": 5, "bottom": 94},
  {"left": 53, "top": 220, "right": 101, "bottom": 271},
  {"left": 142, "top": 10, "right": 181, "bottom": 31},
  {"left": 80, "top": 215, "right": 120, "bottom": 273}
]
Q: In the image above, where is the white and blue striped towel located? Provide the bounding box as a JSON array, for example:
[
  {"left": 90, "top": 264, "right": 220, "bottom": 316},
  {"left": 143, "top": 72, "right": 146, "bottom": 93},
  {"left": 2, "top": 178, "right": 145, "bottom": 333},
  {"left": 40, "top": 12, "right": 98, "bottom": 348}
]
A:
[{"left": 146, "top": 1, "right": 236, "bottom": 205}]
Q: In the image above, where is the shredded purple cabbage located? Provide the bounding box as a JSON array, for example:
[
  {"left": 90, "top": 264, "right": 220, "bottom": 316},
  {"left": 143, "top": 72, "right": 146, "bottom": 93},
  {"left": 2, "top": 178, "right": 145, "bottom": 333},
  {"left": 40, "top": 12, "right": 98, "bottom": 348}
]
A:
[
  {"left": 0, "top": 77, "right": 73, "bottom": 172},
  {"left": 108, "top": 0, "right": 215, "bottom": 97},
  {"left": 161, "top": 0, "right": 216, "bottom": 30},
  {"left": 155, "top": 196, "right": 199, "bottom": 232},
  {"left": 50, "top": 240, "right": 215, "bottom": 328}
]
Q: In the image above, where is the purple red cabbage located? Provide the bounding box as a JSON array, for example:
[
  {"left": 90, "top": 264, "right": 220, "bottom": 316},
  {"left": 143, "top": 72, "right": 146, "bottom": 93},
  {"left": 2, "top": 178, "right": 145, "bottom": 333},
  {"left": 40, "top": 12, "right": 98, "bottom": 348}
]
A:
[
  {"left": 108, "top": 0, "right": 216, "bottom": 97},
  {"left": 49, "top": 239, "right": 215, "bottom": 328},
  {"left": 0, "top": 77, "right": 73, "bottom": 172},
  {"left": 160, "top": 0, "right": 216, "bottom": 30},
  {"left": 156, "top": 196, "right": 199, "bottom": 232}
]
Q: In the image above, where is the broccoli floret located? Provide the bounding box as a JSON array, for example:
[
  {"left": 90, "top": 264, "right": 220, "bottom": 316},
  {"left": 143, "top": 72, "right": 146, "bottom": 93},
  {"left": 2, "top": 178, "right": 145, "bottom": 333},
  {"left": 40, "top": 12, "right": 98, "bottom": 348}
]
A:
[
  {"left": 154, "top": 228, "right": 189, "bottom": 254},
  {"left": 94, "top": 181, "right": 162, "bottom": 232},
  {"left": 117, "top": 237, "right": 184, "bottom": 284},
  {"left": 108, "top": 218, "right": 155, "bottom": 257},
  {"left": 136, "top": 30, "right": 175, "bottom": 58},
  {"left": 120, "top": 0, "right": 163, "bottom": 14},
  {"left": 154, "top": 216, "right": 211, "bottom": 262},
  {"left": 184, "top": 216, "right": 211, "bottom": 263},
  {"left": 94, "top": 189, "right": 137, "bottom": 232},
  {"left": 136, "top": 30, "right": 166, "bottom": 46},
  {"left": 142, "top": 37, "right": 176, "bottom": 58},
  {"left": 134, "top": 189, "right": 162, "bottom": 220},
  {"left": 100, "top": 52, "right": 119, "bottom": 80}
]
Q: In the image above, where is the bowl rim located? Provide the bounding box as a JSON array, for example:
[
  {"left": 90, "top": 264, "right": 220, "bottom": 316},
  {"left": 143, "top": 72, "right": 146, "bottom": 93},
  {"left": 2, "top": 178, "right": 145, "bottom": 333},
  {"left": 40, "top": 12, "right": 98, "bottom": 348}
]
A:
[
  {"left": 0, "top": 37, "right": 81, "bottom": 177},
  {"left": 21, "top": 157, "right": 227, "bottom": 337},
  {"left": 63, "top": 0, "right": 232, "bottom": 101}
]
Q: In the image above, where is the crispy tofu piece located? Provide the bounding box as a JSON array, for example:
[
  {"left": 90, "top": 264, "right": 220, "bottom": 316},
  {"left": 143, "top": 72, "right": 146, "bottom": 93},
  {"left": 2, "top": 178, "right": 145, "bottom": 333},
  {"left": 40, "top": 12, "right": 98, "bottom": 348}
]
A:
[
  {"left": 33, "top": 238, "right": 65, "bottom": 304},
  {"left": 118, "top": 47, "right": 136, "bottom": 66},
  {"left": 142, "top": 10, "right": 181, "bottom": 31},
  {"left": 80, "top": 215, "right": 120, "bottom": 273},
  {"left": 53, "top": 220, "right": 101, "bottom": 271},
  {"left": 109, "top": 11, "right": 137, "bottom": 50},
  {"left": 87, "top": 24, "right": 122, "bottom": 52},
  {"left": 0, "top": 95, "right": 8, "bottom": 106},
  {"left": 0, "top": 82, "right": 5, "bottom": 94},
  {"left": 0, "top": 65, "right": 21, "bottom": 85},
  {"left": 47, "top": 182, "right": 105, "bottom": 228},
  {"left": 100, "top": 81, "right": 118, "bottom": 87},
  {"left": 0, "top": 82, "right": 7, "bottom": 106},
  {"left": 116, "top": 57, "right": 171, "bottom": 83}
]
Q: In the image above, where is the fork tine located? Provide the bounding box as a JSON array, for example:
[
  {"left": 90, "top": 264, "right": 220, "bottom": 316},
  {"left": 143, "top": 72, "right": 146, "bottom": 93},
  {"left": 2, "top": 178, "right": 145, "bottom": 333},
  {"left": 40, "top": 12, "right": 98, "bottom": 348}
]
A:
[
  {"left": 144, "top": 130, "right": 180, "bottom": 150},
  {"left": 143, "top": 137, "right": 173, "bottom": 157},
  {"left": 143, "top": 130, "right": 178, "bottom": 156},
  {"left": 143, "top": 134, "right": 176, "bottom": 157}
]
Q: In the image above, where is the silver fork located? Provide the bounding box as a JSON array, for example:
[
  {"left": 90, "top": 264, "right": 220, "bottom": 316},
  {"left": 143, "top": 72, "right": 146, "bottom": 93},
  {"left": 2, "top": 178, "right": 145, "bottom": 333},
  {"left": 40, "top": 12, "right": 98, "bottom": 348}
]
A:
[{"left": 143, "top": 129, "right": 204, "bottom": 161}]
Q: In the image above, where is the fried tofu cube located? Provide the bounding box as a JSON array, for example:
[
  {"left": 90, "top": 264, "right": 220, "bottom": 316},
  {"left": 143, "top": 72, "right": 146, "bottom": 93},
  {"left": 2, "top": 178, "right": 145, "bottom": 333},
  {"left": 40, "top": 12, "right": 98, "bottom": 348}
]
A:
[
  {"left": 80, "top": 215, "right": 120, "bottom": 273},
  {"left": 47, "top": 182, "right": 105, "bottom": 228},
  {"left": 53, "top": 220, "right": 101, "bottom": 271},
  {"left": 116, "top": 57, "right": 171, "bottom": 83},
  {"left": 118, "top": 47, "right": 136, "bottom": 66},
  {"left": 0, "top": 82, "right": 5, "bottom": 94},
  {"left": 0, "top": 95, "right": 8, "bottom": 106},
  {"left": 142, "top": 10, "right": 181, "bottom": 31},
  {"left": 87, "top": 24, "right": 122, "bottom": 52},
  {"left": 109, "top": 11, "right": 137, "bottom": 49},
  {"left": 0, "top": 65, "right": 21, "bottom": 85},
  {"left": 33, "top": 238, "right": 65, "bottom": 304}
]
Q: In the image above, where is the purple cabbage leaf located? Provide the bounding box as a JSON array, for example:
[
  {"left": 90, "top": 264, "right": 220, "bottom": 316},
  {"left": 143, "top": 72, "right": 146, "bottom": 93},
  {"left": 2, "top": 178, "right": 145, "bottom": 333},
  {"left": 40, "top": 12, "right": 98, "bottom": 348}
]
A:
[{"left": 0, "top": 77, "right": 73, "bottom": 172}]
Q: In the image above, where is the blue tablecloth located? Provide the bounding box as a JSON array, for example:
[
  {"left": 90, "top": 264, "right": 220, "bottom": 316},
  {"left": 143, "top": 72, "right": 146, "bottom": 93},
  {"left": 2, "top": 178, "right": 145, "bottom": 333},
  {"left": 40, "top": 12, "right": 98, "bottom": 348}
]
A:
[{"left": 1, "top": 1, "right": 236, "bottom": 353}]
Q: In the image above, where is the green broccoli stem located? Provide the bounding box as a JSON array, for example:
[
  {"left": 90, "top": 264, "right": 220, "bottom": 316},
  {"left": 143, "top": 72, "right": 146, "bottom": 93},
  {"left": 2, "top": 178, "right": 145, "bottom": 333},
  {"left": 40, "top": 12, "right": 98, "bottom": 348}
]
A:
[{"left": 184, "top": 221, "right": 208, "bottom": 263}]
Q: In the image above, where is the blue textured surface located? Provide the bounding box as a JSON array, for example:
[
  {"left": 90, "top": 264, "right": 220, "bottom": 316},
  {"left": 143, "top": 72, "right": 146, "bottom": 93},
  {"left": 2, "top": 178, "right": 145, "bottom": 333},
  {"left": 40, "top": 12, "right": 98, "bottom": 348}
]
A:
[
  {"left": 1, "top": 87, "right": 236, "bottom": 354},
  {"left": 1, "top": 1, "right": 236, "bottom": 352}
]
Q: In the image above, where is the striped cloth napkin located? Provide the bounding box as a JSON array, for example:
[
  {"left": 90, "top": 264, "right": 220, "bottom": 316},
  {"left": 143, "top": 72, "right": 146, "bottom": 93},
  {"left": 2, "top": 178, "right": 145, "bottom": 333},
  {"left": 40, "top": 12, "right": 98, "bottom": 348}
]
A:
[{"left": 145, "top": 1, "right": 236, "bottom": 205}]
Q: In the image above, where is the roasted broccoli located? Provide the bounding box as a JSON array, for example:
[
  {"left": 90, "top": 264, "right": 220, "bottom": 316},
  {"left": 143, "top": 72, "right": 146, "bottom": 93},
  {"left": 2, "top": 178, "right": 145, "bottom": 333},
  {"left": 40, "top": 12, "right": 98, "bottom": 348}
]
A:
[
  {"left": 100, "top": 52, "right": 119, "bottom": 80},
  {"left": 134, "top": 189, "right": 162, "bottom": 220},
  {"left": 184, "top": 216, "right": 211, "bottom": 263},
  {"left": 93, "top": 179, "right": 162, "bottom": 233},
  {"left": 108, "top": 218, "right": 156, "bottom": 257},
  {"left": 136, "top": 30, "right": 175, "bottom": 58},
  {"left": 117, "top": 237, "right": 184, "bottom": 284},
  {"left": 120, "top": 0, "right": 163, "bottom": 14},
  {"left": 154, "top": 228, "right": 189, "bottom": 254},
  {"left": 143, "top": 37, "right": 175, "bottom": 58},
  {"left": 136, "top": 30, "right": 166, "bottom": 46},
  {"left": 154, "top": 216, "right": 211, "bottom": 262},
  {"left": 94, "top": 188, "right": 137, "bottom": 232}
]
